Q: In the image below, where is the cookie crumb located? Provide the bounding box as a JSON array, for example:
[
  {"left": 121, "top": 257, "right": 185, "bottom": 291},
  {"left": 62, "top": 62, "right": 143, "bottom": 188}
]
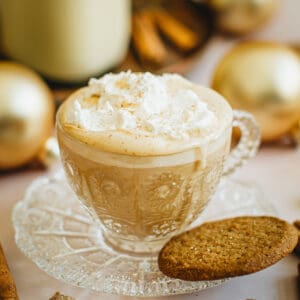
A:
[{"left": 49, "top": 292, "right": 74, "bottom": 300}]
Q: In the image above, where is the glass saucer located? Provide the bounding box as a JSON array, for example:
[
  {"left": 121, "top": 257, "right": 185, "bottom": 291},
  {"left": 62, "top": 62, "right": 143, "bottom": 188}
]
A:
[{"left": 12, "top": 170, "right": 276, "bottom": 297}]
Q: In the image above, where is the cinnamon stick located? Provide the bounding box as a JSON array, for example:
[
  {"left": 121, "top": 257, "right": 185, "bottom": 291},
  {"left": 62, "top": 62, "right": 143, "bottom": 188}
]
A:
[
  {"left": 294, "top": 220, "right": 300, "bottom": 230},
  {"left": 0, "top": 243, "right": 18, "bottom": 300},
  {"left": 293, "top": 220, "right": 300, "bottom": 256},
  {"left": 153, "top": 8, "right": 199, "bottom": 52},
  {"left": 132, "top": 10, "right": 167, "bottom": 65}
]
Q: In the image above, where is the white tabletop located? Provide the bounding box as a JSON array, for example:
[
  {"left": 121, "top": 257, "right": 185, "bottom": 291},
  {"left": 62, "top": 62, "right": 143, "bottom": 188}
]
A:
[{"left": 1, "top": 0, "right": 300, "bottom": 299}]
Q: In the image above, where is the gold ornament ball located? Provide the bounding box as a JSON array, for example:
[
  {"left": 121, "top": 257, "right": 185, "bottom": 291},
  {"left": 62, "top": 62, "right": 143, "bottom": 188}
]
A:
[
  {"left": 207, "top": 0, "right": 279, "bottom": 35},
  {"left": 36, "top": 136, "right": 59, "bottom": 168},
  {"left": 212, "top": 41, "right": 300, "bottom": 142},
  {"left": 0, "top": 62, "right": 55, "bottom": 169}
]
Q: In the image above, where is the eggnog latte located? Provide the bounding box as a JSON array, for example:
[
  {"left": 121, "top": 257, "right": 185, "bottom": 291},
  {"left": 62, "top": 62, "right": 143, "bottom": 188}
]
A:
[{"left": 57, "top": 72, "right": 233, "bottom": 253}]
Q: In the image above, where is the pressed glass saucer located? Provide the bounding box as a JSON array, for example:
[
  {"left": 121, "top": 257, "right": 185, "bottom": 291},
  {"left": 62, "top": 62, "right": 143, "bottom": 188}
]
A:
[{"left": 12, "top": 170, "right": 276, "bottom": 297}]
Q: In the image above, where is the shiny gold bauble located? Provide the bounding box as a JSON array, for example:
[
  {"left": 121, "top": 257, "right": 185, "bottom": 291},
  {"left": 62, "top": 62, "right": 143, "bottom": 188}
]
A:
[
  {"left": 212, "top": 41, "right": 300, "bottom": 142},
  {"left": 0, "top": 62, "right": 54, "bottom": 169},
  {"left": 207, "top": 0, "right": 279, "bottom": 35},
  {"left": 36, "top": 136, "right": 59, "bottom": 168}
]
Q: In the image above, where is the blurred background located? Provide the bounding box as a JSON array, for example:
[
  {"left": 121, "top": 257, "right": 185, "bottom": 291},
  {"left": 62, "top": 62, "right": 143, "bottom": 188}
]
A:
[{"left": 0, "top": 0, "right": 299, "bottom": 172}]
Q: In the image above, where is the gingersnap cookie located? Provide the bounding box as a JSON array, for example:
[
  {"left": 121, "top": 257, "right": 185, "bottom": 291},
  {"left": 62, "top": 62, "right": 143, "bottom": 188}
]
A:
[{"left": 158, "top": 216, "right": 298, "bottom": 281}]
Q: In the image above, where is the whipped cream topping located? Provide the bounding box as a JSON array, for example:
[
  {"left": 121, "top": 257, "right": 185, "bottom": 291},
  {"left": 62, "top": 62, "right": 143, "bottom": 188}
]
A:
[{"left": 66, "top": 71, "right": 218, "bottom": 141}]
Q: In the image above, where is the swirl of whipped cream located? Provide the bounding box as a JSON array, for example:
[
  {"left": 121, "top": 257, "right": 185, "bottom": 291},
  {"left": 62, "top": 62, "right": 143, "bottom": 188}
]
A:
[
  {"left": 68, "top": 71, "right": 222, "bottom": 138},
  {"left": 61, "top": 71, "right": 232, "bottom": 155}
]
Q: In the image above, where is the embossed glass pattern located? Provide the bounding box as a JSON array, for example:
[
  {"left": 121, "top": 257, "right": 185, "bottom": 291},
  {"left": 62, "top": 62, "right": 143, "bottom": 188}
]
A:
[
  {"left": 58, "top": 134, "right": 227, "bottom": 252},
  {"left": 13, "top": 108, "right": 261, "bottom": 297},
  {"left": 13, "top": 172, "right": 275, "bottom": 297},
  {"left": 57, "top": 110, "right": 260, "bottom": 253}
]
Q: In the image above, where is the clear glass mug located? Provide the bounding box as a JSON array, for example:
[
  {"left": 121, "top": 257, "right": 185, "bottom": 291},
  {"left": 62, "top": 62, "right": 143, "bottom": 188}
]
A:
[{"left": 56, "top": 90, "right": 260, "bottom": 254}]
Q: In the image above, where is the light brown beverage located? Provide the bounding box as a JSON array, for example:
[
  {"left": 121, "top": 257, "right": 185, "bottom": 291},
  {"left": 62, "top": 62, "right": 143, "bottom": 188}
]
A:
[{"left": 57, "top": 72, "right": 257, "bottom": 253}]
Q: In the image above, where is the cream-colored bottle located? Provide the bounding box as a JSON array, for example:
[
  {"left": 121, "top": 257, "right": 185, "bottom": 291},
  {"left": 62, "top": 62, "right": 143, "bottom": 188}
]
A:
[{"left": 0, "top": 0, "right": 131, "bottom": 82}]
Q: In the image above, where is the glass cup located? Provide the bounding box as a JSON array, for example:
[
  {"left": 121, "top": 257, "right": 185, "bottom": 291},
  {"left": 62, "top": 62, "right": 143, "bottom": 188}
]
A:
[{"left": 56, "top": 89, "right": 260, "bottom": 254}]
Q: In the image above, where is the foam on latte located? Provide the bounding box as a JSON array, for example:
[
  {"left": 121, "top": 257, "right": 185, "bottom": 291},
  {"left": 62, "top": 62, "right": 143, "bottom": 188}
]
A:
[{"left": 59, "top": 71, "right": 232, "bottom": 156}]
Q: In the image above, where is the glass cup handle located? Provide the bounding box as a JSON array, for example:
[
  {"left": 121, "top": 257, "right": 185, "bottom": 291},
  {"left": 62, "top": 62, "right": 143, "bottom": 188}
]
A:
[{"left": 223, "top": 110, "right": 260, "bottom": 176}]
